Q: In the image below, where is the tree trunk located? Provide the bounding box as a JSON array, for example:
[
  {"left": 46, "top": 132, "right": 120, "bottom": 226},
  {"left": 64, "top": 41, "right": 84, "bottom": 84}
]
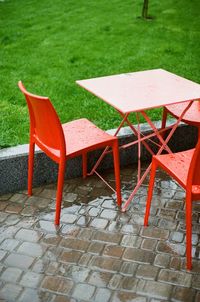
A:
[{"left": 142, "top": 0, "right": 149, "bottom": 19}]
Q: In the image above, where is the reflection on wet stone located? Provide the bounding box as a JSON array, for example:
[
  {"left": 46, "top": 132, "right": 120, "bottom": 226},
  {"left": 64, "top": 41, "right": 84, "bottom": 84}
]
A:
[
  {"left": 170, "top": 231, "right": 184, "bottom": 243},
  {"left": 9, "top": 193, "right": 28, "bottom": 204},
  {"left": 141, "top": 238, "right": 157, "bottom": 251},
  {"left": 76, "top": 215, "right": 90, "bottom": 227},
  {"left": 88, "top": 271, "right": 112, "bottom": 287},
  {"left": 120, "top": 261, "right": 138, "bottom": 276},
  {"left": 100, "top": 209, "right": 117, "bottom": 219},
  {"left": 108, "top": 274, "right": 122, "bottom": 289},
  {"left": 121, "top": 276, "right": 138, "bottom": 290},
  {"left": 60, "top": 224, "right": 80, "bottom": 236},
  {"left": 88, "top": 206, "right": 101, "bottom": 217},
  {"left": 15, "top": 228, "right": 41, "bottom": 242},
  {"left": 170, "top": 256, "right": 182, "bottom": 270},
  {"left": 90, "top": 218, "right": 108, "bottom": 229},
  {"left": 102, "top": 198, "right": 116, "bottom": 209},
  {"left": 41, "top": 275, "right": 73, "bottom": 294},
  {"left": 42, "top": 234, "right": 62, "bottom": 246},
  {"left": 103, "top": 245, "right": 124, "bottom": 258},
  {"left": 46, "top": 261, "right": 59, "bottom": 275},
  {"left": 36, "top": 220, "right": 59, "bottom": 233},
  {"left": 0, "top": 165, "right": 200, "bottom": 301},
  {"left": 60, "top": 213, "right": 77, "bottom": 224},
  {"left": 72, "top": 283, "right": 95, "bottom": 300},
  {"left": 87, "top": 241, "right": 105, "bottom": 254},
  {"left": 21, "top": 205, "right": 36, "bottom": 216},
  {"left": 1, "top": 267, "right": 22, "bottom": 282},
  {"left": 107, "top": 221, "right": 123, "bottom": 232},
  {"left": 94, "top": 287, "right": 111, "bottom": 302},
  {"left": 136, "top": 264, "right": 159, "bottom": 280},
  {"left": 59, "top": 250, "right": 82, "bottom": 264},
  {"left": 157, "top": 241, "right": 186, "bottom": 256},
  {"left": 154, "top": 253, "right": 171, "bottom": 268},
  {"left": 20, "top": 271, "right": 43, "bottom": 288},
  {"left": 63, "top": 192, "right": 78, "bottom": 203},
  {"left": 64, "top": 265, "right": 90, "bottom": 282},
  {"left": 121, "top": 223, "right": 140, "bottom": 234},
  {"left": 0, "top": 283, "right": 23, "bottom": 301},
  {"left": 4, "top": 253, "right": 34, "bottom": 269},
  {"left": 1, "top": 238, "right": 20, "bottom": 251}
]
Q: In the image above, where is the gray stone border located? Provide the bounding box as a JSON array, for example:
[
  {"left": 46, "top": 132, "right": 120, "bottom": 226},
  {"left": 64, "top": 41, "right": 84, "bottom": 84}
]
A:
[{"left": 0, "top": 120, "right": 197, "bottom": 195}]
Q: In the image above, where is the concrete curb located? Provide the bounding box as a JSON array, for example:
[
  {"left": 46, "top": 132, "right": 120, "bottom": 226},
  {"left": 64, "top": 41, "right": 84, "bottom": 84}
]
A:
[{"left": 0, "top": 120, "right": 197, "bottom": 195}]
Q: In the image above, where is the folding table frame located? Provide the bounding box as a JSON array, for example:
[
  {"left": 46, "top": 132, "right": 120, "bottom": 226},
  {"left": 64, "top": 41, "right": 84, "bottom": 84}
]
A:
[{"left": 76, "top": 69, "right": 200, "bottom": 211}]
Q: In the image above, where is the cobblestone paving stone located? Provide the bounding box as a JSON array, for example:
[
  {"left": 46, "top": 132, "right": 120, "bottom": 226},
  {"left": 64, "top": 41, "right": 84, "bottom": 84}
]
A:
[{"left": 0, "top": 165, "right": 200, "bottom": 301}]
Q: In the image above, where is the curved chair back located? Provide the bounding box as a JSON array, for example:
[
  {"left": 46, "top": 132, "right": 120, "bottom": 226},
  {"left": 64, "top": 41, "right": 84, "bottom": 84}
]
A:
[
  {"left": 18, "top": 81, "right": 66, "bottom": 158},
  {"left": 187, "top": 138, "right": 200, "bottom": 186}
]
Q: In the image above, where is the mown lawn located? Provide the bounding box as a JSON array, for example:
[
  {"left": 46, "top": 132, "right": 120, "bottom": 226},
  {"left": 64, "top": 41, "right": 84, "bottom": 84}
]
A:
[{"left": 0, "top": 0, "right": 200, "bottom": 147}]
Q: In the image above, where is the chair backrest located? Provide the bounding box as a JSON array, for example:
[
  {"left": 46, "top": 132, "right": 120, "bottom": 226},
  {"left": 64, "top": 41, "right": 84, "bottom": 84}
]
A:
[
  {"left": 187, "top": 137, "right": 200, "bottom": 187},
  {"left": 18, "top": 81, "right": 66, "bottom": 157}
]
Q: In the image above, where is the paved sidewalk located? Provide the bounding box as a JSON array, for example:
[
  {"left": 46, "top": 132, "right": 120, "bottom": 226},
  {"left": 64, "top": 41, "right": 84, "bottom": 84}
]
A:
[{"left": 0, "top": 164, "right": 200, "bottom": 302}]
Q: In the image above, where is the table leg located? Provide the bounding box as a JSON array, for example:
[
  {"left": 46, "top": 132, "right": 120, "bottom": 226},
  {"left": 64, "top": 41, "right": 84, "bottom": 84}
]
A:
[
  {"left": 136, "top": 112, "right": 141, "bottom": 181},
  {"left": 122, "top": 100, "right": 194, "bottom": 211}
]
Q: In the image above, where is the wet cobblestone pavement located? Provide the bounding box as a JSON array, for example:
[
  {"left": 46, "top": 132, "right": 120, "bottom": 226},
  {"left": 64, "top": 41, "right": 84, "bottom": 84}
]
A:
[{"left": 0, "top": 164, "right": 200, "bottom": 302}]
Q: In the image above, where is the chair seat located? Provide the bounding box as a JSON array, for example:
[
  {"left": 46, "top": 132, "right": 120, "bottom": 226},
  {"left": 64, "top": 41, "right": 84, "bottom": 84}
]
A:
[
  {"left": 36, "top": 118, "right": 115, "bottom": 161},
  {"left": 63, "top": 118, "right": 116, "bottom": 157},
  {"left": 155, "top": 149, "right": 194, "bottom": 189},
  {"left": 165, "top": 101, "right": 200, "bottom": 126},
  {"left": 155, "top": 149, "right": 200, "bottom": 195}
]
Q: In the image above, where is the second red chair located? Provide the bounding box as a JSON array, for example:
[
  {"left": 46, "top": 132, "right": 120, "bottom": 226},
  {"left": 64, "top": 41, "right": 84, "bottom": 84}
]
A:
[
  {"left": 162, "top": 101, "right": 200, "bottom": 130},
  {"left": 144, "top": 137, "right": 200, "bottom": 270}
]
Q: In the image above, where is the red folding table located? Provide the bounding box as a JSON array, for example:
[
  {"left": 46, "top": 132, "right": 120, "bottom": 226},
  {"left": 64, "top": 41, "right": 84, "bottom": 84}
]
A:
[{"left": 76, "top": 69, "right": 200, "bottom": 211}]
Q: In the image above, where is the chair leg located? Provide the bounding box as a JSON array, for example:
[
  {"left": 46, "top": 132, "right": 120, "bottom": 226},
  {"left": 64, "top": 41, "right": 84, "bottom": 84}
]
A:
[
  {"left": 82, "top": 153, "right": 87, "bottom": 179},
  {"left": 55, "top": 160, "right": 66, "bottom": 225},
  {"left": 161, "top": 107, "right": 168, "bottom": 139},
  {"left": 113, "top": 140, "right": 122, "bottom": 207},
  {"left": 185, "top": 192, "right": 192, "bottom": 270},
  {"left": 28, "top": 142, "right": 35, "bottom": 196},
  {"left": 144, "top": 160, "right": 157, "bottom": 226}
]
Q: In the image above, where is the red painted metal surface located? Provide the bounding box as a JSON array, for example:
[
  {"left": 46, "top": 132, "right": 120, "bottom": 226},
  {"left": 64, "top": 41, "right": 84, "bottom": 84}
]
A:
[
  {"left": 76, "top": 69, "right": 200, "bottom": 114},
  {"left": 18, "top": 81, "right": 122, "bottom": 225},
  {"left": 144, "top": 139, "right": 200, "bottom": 270},
  {"left": 76, "top": 69, "right": 200, "bottom": 212},
  {"left": 62, "top": 119, "right": 115, "bottom": 157},
  {"left": 162, "top": 100, "right": 200, "bottom": 128}
]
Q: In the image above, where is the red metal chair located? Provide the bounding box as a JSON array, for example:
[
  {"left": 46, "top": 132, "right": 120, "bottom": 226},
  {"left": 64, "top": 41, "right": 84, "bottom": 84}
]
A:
[
  {"left": 18, "top": 81, "right": 122, "bottom": 225},
  {"left": 144, "top": 138, "right": 200, "bottom": 270},
  {"left": 162, "top": 101, "right": 200, "bottom": 130}
]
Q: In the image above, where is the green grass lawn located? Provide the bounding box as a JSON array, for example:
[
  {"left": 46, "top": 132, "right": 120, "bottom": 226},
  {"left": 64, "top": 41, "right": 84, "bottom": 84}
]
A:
[{"left": 0, "top": 0, "right": 200, "bottom": 147}]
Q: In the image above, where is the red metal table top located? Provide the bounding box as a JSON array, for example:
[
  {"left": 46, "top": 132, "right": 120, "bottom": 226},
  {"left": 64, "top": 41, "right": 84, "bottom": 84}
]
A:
[{"left": 76, "top": 69, "right": 200, "bottom": 114}]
